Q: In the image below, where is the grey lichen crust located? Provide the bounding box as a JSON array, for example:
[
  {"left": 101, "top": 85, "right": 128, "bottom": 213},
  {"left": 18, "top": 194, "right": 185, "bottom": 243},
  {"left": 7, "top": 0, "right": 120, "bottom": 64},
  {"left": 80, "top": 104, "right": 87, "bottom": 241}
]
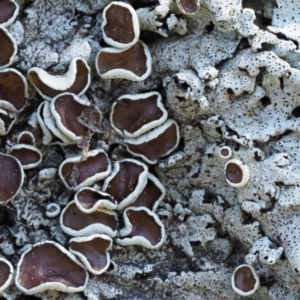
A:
[{"left": 2, "top": 0, "right": 300, "bottom": 299}]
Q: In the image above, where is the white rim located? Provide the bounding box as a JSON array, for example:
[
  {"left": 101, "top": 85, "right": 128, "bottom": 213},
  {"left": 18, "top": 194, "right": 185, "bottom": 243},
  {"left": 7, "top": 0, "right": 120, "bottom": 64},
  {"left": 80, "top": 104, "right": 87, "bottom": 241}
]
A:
[
  {"left": 45, "top": 203, "right": 61, "bottom": 218},
  {"left": 124, "top": 119, "right": 180, "bottom": 164},
  {"left": 0, "top": 0, "right": 19, "bottom": 27},
  {"left": 75, "top": 187, "right": 117, "bottom": 213},
  {"left": 102, "top": 158, "right": 148, "bottom": 210},
  {"left": 110, "top": 91, "right": 168, "bottom": 138},
  {"left": 15, "top": 241, "right": 89, "bottom": 294},
  {"left": 50, "top": 92, "right": 96, "bottom": 141},
  {"left": 0, "top": 68, "right": 28, "bottom": 113},
  {"left": 116, "top": 207, "right": 165, "bottom": 249},
  {"left": 231, "top": 264, "right": 260, "bottom": 296},
  {"left": 0, "top": 25, "right": 17, "bottom": 70},
  {"left": 28, "top": 58, "right": 91, "bottom": 101},
  {"left": 224, "top": 159, "right": 250, "bottom": 188},
  {"left": 0, "top": 108, "right": 16, "bottom": 136},
  {"left": 102, "top": 2, "right": 140, "bottom": 49},
  {"left": 8, "top": 144, "right": 42, "bottom": 170},
  {"left": 60, "top": 201, "right": 118, "bottom": 237},
  {"left": 58, "top": 149, "right": 111, "bottom": 191},
  {"left": 95, "top": 41, "right": 152, "bottom": 82},
  {"left": 69, "top": 234, "right": 112, "bottom": 275},
  {"left": 0, "top": 258, "right": 13, "bottom": 293}
]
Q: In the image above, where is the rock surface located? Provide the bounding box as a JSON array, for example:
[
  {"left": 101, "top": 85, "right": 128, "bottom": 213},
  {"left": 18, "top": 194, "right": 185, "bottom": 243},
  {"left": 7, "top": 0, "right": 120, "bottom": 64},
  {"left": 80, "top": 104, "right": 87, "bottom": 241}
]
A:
[{"left": 1, "top": 0, "right": 300, "bottom": 299}]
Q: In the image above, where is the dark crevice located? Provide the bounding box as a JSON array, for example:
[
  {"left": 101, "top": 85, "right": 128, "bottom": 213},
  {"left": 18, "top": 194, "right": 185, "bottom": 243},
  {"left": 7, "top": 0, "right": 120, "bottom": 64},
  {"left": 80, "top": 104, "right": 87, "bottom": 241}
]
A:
[
  {"left": 241, "top": 211, "right": 257, "bottom": 225},
  {"left": 260, "top": 96, "right": 271, "bottom": 107},
  {"left": 292, "top": 106, "right": 300, "bottom": 118},
  {"left": 261, "top": 129, "right": 293, "bottom": 144},
  {"left": 226, "top": 88, "right": 234, "bottom": 96},
  {"left": 238, "top": 37, "right": 251, "bottom": 50},
  {"left": 175, "top": 96, "right": 186, "bottom": 103},
  {"left": 273, "top": 32, "right": 299, "bottom": 49},
  {"left": 260, "top": 199, "right": 276, "bottom": 213},
  {"left": 203, "top": 191, "right": 218, "bottom": 204},
  {"left": 255, "top": 68, "right": 266, "bottom": 86},
  {"left": 259, "top": 275, "right": 276, "bottom": 288},
  {"left": 279, "top": 77, "right": 284, "bottom": 90},
  {"left": 128, "top": 0, "right": 159, "bottom": 9},
  {"left": 204, "top": 22, "right": 215, "bottom": 34},
  {"left": 173, "top": 75, "right": 190, "bottom": 92},
  {"left": 140, "top": 30, "right": 164, "bottom": 44},
  {"left": 224, "top": 125, "right": 240, "bottom": 139}
]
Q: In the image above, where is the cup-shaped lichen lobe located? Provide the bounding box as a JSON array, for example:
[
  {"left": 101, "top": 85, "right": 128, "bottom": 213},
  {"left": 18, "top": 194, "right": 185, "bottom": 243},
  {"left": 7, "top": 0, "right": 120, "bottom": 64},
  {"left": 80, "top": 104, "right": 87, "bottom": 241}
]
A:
[
  {"left": 97, "top": 41, "right": 148, "bottom": 77},
  {"left": 225, "top": 159, "right": 250, "bottom": 187},
  {"left": 177, "top": 0, "right": 200, "bottom": 14},
  {"left": 126, "top": 208, "right": 162, "bottom": 246},
  {"left": 16, "top": 242, "right": 87, "bottom": 292},
  {"left": 125, "top": 120, "right": 180, "bottom": 164},
  {"left": 226, "top": 162, "right": 243, "bottom": 184},
  {"left": 131, "top": 174, "right": 164, "bottom": 211},
  {"left": 0, "top": 260, "right": 11, "bottom": 290},
  {"left": 103, "top": 3, "right": 135, "bottom": 45},
  {"left": 69, "top": 235, "right": 111, "bottom": 273},
  {"left": 104, "top": 160, "right": 147, "bottom": 205},
  {"left": 53, "top": 93, "right": 91, "bottom": 138},
  {"left": 112, "top": 93, "right": 164, "bottom": 136},
  {"left": 28, "top": 58, "right": 90, "bottom": 99},
  {"left": 0, "top": 152, "right": 23, "bottom": 203},
  {"left": 9, "top": 145, "right": 41, "bottom": 167},
  {"left": 77, "top": 188, "right": 114, "bottom": 209},
  {"left": 234, "top": 266, "right": 256, "bottom": 292},
  {"left": 61, "top": 151, "right": 110, "bottom": 188},
  {"left": 17, "top": 131, "right": 34, "bottom": 145},
  {"left": 75, "top": 187, "right": 117, "bottom": 212},
  {"left": 0, "top": 0, "right": 18, "bottom": 26},
  {"left": 62, "top": 202, "right": 117, "bottom": 233},
  {"left": 0, "top": 69, "right": 28, "bottom": 112},
  {"left": 221, "top": 148, "right": 229, "bottom": 156}
]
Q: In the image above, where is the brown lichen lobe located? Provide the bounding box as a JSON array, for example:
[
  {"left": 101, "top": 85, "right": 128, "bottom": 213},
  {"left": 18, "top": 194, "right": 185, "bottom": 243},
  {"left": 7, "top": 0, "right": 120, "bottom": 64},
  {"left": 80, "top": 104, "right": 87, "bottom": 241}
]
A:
[
  {"left": 220, "top": 148, "right": 229, "bottom": 156},
  {"left": 70, "top": 237, "right": 111, "bottom": 272},
  {"left": 126, "top": 123, "right": 179, "bottom": 162},
  {"left": 0, "top": 70, "right": 27, "bottom": 111},
  {"left": 10, "top": 147, "right": 40, "bottom": 166},
  {"left": 112, "top": 95, "right": 163, "bottom": 134},
  {"left": 77, "top": 189, "right": 114, "bottom": 209},
  {"left": 61, "top": 152, "right": 109, "bottom": 187},
  {"left": 234, "top": 266, "right": 257, "bottom": 292},
  {"left": 62, "top": 202, "right": 117, "bottom": 231},
  {"left": 127, "top": 209, "right": 162, "bottom": 246},
  {"left": 97, "top": 41, "right": 147, "bottom": 76},
  {"left": 17, "top": 243, "right": 86, "bottom": 290},
  {"left": 131, "top": 177, "right": 163, "bottom": 210},
  {"left": 0, "top": 27, "right": 16, "bottom": 68},
  {"left": 178, "top": 0, "right": 199, "bottom": 13},
  {"left": 28, "top": 60, "right": 89, "bottom": 98},
  {"left": 0, "top": 152, "right": 23, "bottom": 203},
  {"left": 104, "top": 161, "right": 144, "bottom": 203},
  {"left": 226, "top": 162, "right": 243, "bottom": 184},
  {"left": 0, "top": 260, "right": 10, "bottom": 288},
  {"left": 54, "top": 94, "right": 91, "bottom": 138},
  {"left": 0, "top": 0, "right": 17, "bottom": 24},
  {"left": 104, "top": 3, "right": 135, "bottom": 44}
]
